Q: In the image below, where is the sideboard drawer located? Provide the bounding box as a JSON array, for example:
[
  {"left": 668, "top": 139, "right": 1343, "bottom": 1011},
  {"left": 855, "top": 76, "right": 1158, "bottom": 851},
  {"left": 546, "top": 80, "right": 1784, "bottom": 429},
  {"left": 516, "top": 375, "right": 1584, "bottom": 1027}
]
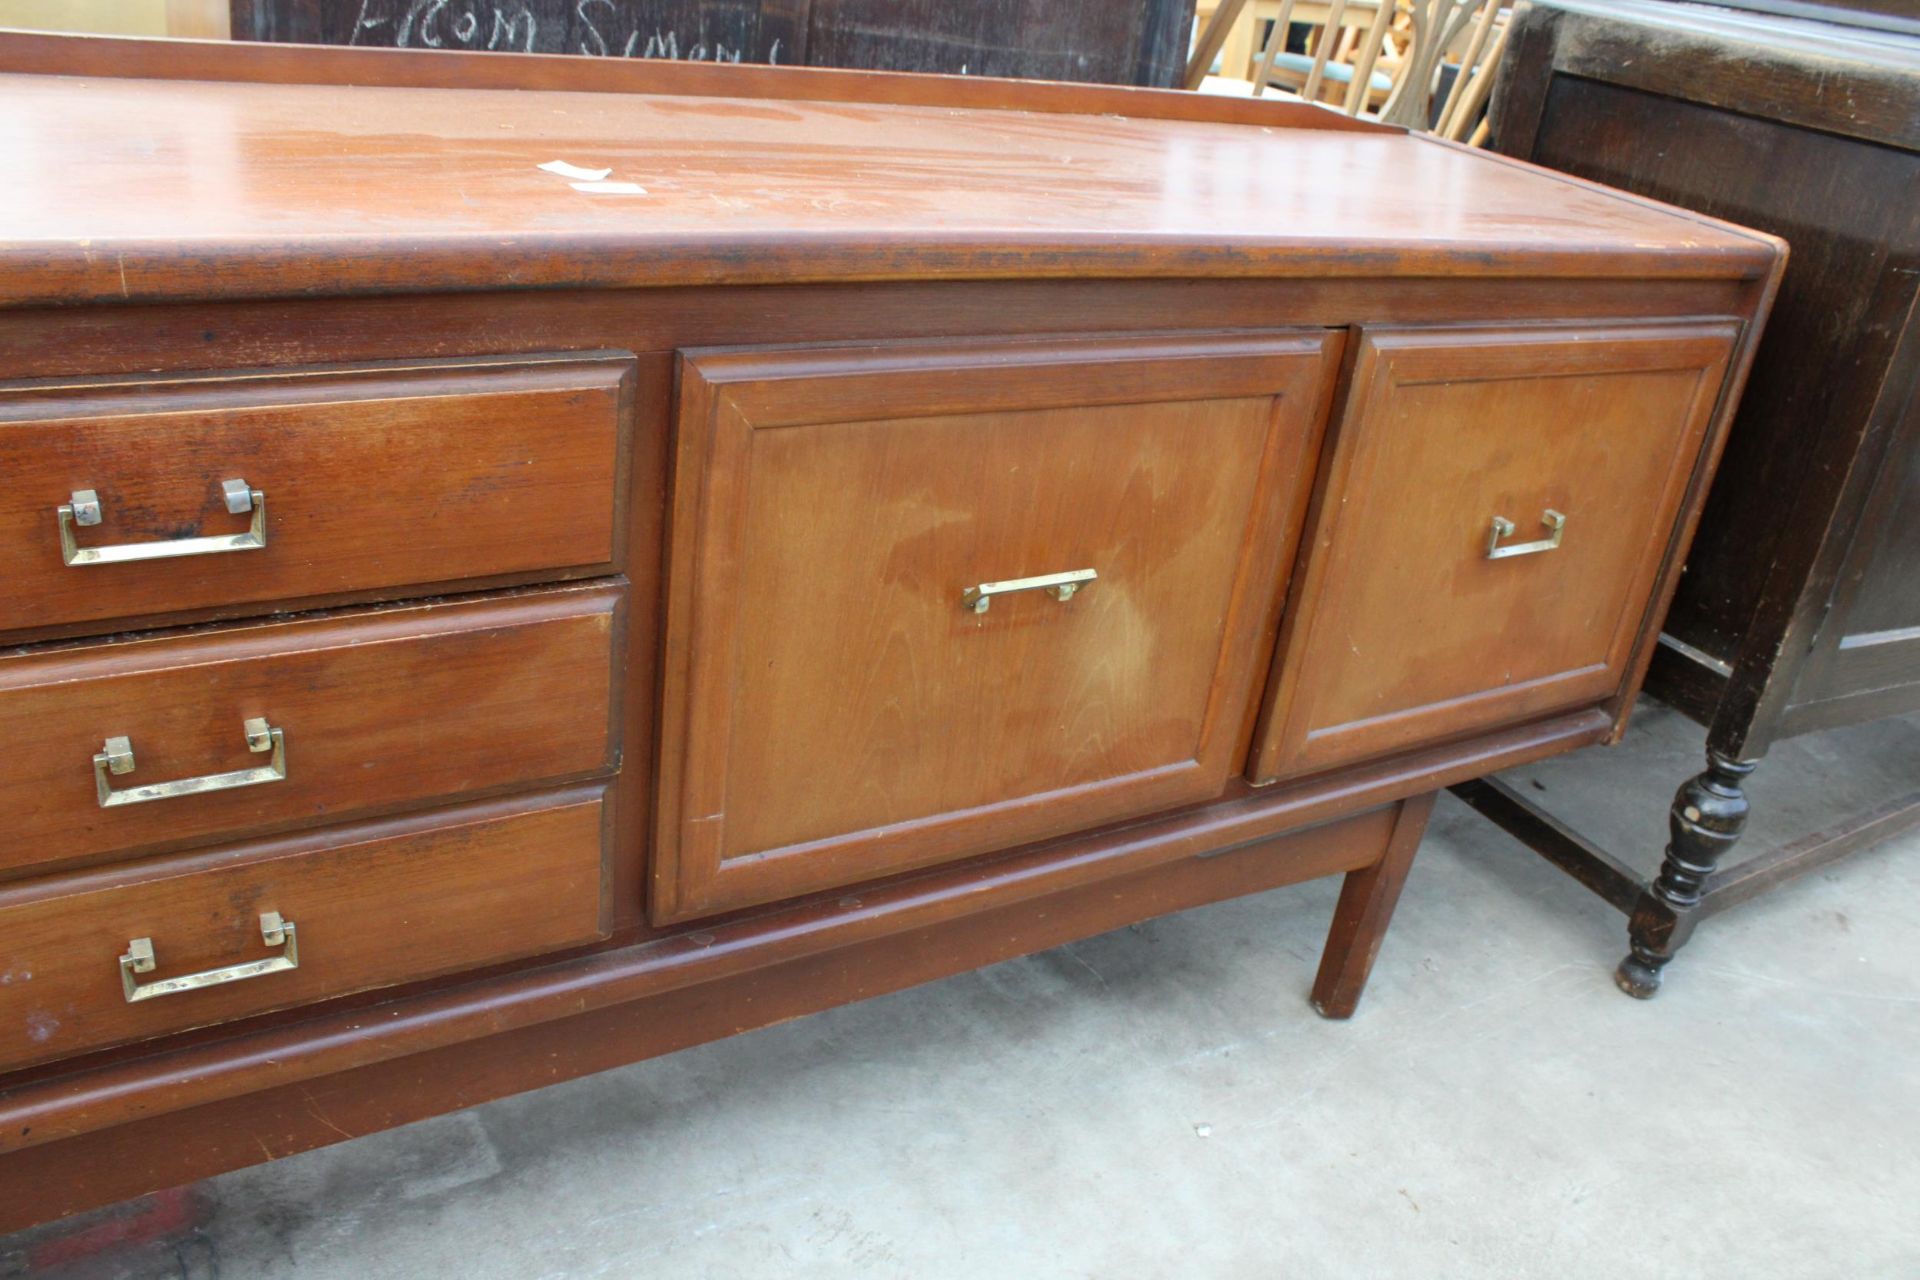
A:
[
  {"left": 654, "top": 332, "right": 1343, "bottom": 922},
  {"left": 0, "top": 353, "right": 634, "bottom": 638},
  {"left": 0, "top": 583, "right": 622, "bottom": 877},
  {"left": 0, "top": 787, "right": 610, "bottom": 1073},
  {"left": 1250, "top": 322, "right": 1737, "bottom": 783}
]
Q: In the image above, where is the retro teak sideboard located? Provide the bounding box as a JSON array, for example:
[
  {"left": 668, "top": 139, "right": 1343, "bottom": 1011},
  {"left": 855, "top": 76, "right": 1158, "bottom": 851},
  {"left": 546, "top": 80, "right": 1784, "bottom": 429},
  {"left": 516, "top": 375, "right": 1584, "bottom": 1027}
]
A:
[{"left": 0, "top": 34, "right": 1780, "bottom": 1229}]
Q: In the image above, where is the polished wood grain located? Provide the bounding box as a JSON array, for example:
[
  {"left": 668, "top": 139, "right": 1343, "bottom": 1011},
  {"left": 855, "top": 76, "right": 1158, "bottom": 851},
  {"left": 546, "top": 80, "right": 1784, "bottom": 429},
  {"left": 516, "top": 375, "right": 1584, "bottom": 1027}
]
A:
[
  {"left": 655, "top": 332, "right": 1340, "bottom": 920},
  {"left": 0, "top": 274, "right": 1751, "bottom": 945},
  {"left": 0, "top": 40, "right": 1779, "bottom": 310},
  {"left": 0, "top": 355, "right": 634, "bottom": 638},
  {"left": 1251, "top": 322, "right": 1737, "bottom": 783},
  {"left": 0, "top": 278, "right": 1760, "bottom": 386},
  {"left": 0, "top": 31, "right": 1787, "bottom": 1232},
  {"left": 0, "top": 584, "right": 622, "bottom": 879},
  {"left": 0, "top": 785, "right": 611, "bottom": 1074}
]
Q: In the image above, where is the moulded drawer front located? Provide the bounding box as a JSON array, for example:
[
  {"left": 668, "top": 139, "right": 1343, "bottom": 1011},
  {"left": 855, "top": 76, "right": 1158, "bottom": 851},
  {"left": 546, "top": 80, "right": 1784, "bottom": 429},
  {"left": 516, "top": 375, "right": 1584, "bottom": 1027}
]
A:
[
  {"left": 0, "top": 353, "right": 634, "bottom": 637},
  {"left": 0, "top": 787, "right": 611, "bottom": 1073},
  {"left": 654, "top": 332, "right": 1344, "bottom": 922},
  {"left": 1250, "top": 322, "right": 1738, "bottom": 783},
  {"left": 0, "top": 583, "right": 622, "bottom": 878}
]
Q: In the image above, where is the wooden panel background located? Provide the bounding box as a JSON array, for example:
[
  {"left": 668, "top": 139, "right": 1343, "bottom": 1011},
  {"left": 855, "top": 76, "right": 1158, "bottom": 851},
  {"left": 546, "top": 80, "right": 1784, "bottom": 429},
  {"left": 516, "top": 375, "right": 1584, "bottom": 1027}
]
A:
[{"left": 230, "top": 0, "right": 1196, "bottom": 87}]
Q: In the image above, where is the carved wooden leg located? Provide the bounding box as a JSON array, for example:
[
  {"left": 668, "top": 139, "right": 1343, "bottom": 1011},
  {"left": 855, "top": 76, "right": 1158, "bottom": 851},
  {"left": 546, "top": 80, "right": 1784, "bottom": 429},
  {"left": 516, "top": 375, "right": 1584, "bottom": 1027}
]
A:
[
  {"left": 1616, "top": 749, "right": 1757, "bottom": 998},
  {"left": 1311, "top": 791, "right": 1437, "bottom": 1019}
]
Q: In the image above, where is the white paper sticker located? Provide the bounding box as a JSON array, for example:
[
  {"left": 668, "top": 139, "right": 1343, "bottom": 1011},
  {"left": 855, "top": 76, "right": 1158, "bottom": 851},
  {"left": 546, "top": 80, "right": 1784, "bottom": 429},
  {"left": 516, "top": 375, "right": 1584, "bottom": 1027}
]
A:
[
  {"left": 538, "top": 160, "right": 613, "bottom": 181},
  {"left": 570, "top": 181, "right": 649, "bottom": 195}
]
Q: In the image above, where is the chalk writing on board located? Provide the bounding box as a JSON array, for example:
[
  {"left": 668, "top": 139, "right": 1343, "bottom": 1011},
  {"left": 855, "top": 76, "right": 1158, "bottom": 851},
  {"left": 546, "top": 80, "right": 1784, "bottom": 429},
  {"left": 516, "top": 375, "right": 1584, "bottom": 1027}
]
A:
[
  {"left": 347, "top": 0, "right": 538, "bottom": 50},
  {"left": 343, "top": 0, "right": 781, "bottom": 62}
]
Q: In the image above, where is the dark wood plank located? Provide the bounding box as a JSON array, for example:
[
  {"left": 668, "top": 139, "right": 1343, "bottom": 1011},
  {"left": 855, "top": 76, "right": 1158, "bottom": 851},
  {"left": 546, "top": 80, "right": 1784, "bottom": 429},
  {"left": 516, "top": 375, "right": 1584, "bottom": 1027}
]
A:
[
  {"left": 1448, "top": 777, "right": 1641, "bottom": 913},
  {"left": 1704, "top": 788, "right": 1920, "bottom": 913},
  {"left": 1483, "top": 0, "right": 1920, "bottom": 992},
  {"left": 801, "top": 0, "right": 1193, "bottom": 86},
  {"left": 1644, "top": 633, "right": 1732, "bottom": 729},
  {"left": 231, "top": 0, "right": 1195, "bottom": 87},
  {"left": 0, "top": 26, "right": 1394, "bottom": 126},
  {"left": 231, "top": 0, "right": 801, "bottom": 60},
  {"left": 1492, "top": 0, "right": 1920, "bottom": 760}
]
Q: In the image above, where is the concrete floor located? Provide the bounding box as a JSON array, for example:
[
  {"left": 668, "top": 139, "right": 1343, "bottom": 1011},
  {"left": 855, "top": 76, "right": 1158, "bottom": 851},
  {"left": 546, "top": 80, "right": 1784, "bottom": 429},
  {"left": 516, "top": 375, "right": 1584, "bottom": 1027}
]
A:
[{"left": 7, "top": 702, "right": 1919, "bottom": 1279}]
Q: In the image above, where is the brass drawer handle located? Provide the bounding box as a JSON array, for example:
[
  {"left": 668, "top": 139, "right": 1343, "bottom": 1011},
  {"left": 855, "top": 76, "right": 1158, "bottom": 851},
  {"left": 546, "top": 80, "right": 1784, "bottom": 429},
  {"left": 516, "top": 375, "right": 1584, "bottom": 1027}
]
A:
[
  {"left": 962, "top": 568, "right": 1098, "bottom": 614},
  {"left": 1486, "top": 509, "right": 1566, "bottom": 560},
  {"left": 93, "top": 717, "right": 287, "bottom": 808},
  {"left": 120, "top": 911, "right": 299, "bottom": 1003},
  {"left": 58, "top": 478, "right": 267, "bottom": 566}
]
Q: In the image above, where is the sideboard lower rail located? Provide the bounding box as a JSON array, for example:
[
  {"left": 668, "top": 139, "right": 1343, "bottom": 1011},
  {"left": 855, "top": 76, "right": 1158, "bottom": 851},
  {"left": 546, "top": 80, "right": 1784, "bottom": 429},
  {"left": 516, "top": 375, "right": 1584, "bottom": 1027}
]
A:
[{"left": 0, "top": 707, "right": 1611, "bottom": 1166}]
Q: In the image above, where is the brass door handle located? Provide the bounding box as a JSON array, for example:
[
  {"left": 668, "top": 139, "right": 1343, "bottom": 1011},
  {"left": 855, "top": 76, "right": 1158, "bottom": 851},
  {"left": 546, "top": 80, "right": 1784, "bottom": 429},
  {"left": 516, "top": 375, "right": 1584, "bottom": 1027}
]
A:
[
  {"left": 962, "top": 568, "right": 1097, "bottom": 614},
  {"left": 1486, "top": 509, "right": 1566, "bottom": 559},
  {"left": 120, "top": 912, "right": 299, "bottom": 1003},
  {"left": 93, "top": 717, "right": 287, "bottom": 808},
  {"left": 58, "top": 478, "right": 267, "bottom": 566}
]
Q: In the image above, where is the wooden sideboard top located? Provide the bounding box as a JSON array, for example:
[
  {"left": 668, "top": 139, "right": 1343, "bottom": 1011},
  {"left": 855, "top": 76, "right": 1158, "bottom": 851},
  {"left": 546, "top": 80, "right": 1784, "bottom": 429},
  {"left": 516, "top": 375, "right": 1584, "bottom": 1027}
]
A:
[{"left": 0, "top": 31, "right": 1778, "bottom": 308}]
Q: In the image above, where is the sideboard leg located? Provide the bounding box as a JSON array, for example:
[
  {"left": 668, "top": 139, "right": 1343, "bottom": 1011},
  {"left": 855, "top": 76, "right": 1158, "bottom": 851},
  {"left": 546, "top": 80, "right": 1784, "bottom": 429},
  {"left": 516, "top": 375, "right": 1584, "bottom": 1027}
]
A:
[
  {"left": 1311, "top": 791, "right": 1438, "bottom": 1019},
  {"left": 1616, "top": 749, "right": 1758, "bottom": 999}
]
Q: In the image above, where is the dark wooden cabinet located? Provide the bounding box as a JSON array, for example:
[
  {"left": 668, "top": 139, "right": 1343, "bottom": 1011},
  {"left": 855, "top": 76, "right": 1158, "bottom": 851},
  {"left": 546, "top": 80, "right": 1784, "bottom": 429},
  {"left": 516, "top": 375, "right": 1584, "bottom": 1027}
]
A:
[
  {"left": 0, "top": 31, "right": 1779, "bottom": 1230},
  {"left": 1462, "top": 0, "right": 1920, "bottom": 993}
]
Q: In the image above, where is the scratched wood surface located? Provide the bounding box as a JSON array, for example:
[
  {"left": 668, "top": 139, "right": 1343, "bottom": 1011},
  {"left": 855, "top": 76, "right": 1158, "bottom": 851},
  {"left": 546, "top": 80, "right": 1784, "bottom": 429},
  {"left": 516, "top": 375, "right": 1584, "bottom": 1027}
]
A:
[
  {"left": 0, "top": 60, "right": 1775, "bottom": 309},
  {"left": 230, "top": 0, "right": 1196, "bottom": 87}
]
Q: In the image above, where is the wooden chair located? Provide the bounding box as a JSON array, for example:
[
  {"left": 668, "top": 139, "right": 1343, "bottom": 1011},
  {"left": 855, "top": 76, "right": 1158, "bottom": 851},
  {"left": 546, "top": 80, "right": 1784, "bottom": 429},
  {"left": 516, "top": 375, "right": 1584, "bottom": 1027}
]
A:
[{"left": 1188, "top": 0, "right": 1509, "bottom": 144}]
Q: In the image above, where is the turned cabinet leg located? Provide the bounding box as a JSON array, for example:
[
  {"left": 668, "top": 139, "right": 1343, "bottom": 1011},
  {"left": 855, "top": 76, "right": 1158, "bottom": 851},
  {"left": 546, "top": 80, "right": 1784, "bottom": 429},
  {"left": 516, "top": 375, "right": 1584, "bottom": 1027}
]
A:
[
  {"left": 1311, "top": 791, "right": 1437, "bottom": 1019},
  {"left": 1616, "top": 749, "right": 1758, "bottom": 999}
]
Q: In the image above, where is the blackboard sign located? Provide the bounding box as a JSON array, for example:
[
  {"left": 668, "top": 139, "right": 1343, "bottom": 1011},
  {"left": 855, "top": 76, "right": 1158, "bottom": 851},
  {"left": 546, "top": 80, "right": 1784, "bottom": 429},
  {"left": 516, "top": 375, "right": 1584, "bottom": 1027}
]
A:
[{"left": 232, "top": 0, "right": 1197, "bottom": 87}]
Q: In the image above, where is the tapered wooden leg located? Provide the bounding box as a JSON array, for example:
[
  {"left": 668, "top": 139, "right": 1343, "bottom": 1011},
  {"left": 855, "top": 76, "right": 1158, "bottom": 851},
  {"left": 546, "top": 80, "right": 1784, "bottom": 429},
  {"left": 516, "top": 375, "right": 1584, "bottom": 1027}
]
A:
[
  {"left": 1311, "top": 791, "right": 1437, "bottom": 1019},
  {"left": 1616, "top": 749, "right": 1757, "bottom": 999}
]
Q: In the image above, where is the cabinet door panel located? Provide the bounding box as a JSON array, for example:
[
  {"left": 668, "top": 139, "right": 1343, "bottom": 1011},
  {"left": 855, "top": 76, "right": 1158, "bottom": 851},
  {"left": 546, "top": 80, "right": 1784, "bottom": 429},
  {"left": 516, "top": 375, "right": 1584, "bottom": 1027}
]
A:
[
  {"left": 655, "top": 332, "right": 1342, "bottom": 922},
  {"left": 1251, "top": 322, "right": 1736, "bottom": 783},
  {"left": 1780, "top": 372, "right": 1920, "bottom": 727}
]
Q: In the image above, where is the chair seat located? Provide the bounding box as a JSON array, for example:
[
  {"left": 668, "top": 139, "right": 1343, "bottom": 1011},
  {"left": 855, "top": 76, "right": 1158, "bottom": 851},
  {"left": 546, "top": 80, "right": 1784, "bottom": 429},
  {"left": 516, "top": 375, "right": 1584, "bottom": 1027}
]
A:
[{"left": 1267, "top": 50, "right": 1394, "bottom": 91}]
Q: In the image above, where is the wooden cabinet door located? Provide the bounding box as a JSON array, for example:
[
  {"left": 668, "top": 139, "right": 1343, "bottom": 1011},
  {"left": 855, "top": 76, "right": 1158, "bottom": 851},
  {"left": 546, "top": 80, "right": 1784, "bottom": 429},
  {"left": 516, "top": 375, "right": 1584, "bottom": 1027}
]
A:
[
  {"left": 1776, "top": 378, "right": 1920, "bottom": 731},
  {"left": 654, "top": 332, "right": 1342, "bottom": 922},
  {"left": 1249, "top": 322, "right": 1737, "bottom": 784}
]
